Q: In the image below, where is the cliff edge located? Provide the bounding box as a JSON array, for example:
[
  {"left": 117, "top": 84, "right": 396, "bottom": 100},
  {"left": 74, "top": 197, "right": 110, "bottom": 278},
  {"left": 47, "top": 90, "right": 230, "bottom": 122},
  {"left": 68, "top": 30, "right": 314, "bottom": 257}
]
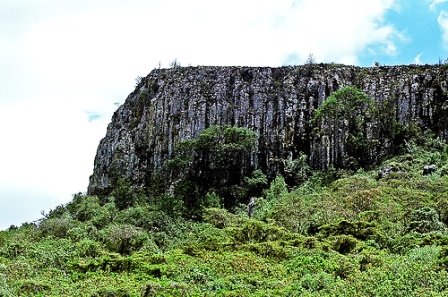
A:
[{"left": 88, "top": 64, "right": 448, "bottom": 196}]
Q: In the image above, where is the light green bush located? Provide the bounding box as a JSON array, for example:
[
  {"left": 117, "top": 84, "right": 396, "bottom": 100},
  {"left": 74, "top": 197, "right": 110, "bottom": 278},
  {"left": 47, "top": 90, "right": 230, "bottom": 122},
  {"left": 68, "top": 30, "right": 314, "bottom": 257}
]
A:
[{"left": 101, "top": 224, "right": 152, "bottom": 255}]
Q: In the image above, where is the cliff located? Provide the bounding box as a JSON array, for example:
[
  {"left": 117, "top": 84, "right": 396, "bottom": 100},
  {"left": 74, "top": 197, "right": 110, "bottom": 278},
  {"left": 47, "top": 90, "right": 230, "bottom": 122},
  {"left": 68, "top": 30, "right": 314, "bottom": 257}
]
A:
[{"left": 88, "top": 64, "right": 448, "bottom": 196}]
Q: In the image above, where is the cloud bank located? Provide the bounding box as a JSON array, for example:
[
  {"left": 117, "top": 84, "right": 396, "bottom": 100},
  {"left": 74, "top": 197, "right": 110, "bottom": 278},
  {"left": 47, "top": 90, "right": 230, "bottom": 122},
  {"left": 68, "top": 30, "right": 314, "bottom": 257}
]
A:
[{"left": 0, "top": 0, "right": 401, "bottom": 229}]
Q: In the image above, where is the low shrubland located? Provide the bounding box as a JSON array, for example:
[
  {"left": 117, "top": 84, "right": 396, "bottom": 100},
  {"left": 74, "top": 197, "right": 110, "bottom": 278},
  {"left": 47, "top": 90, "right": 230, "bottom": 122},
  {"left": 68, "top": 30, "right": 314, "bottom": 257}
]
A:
[{"left": 1, "top": 140, "right": 448, "bottom": 296}]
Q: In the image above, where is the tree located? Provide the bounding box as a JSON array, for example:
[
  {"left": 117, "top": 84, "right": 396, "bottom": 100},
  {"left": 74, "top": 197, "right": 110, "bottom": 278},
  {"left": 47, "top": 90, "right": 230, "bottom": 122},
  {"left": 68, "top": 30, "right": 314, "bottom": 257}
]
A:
[
  {"left": 305, "top": 53, "right": 316, "bottom": 64},
  {"left": 166, "top": 125, "right": 258, "bottom": 213},
  {"left": 313, "top": 87, "right": 378, "bottom": 169}
]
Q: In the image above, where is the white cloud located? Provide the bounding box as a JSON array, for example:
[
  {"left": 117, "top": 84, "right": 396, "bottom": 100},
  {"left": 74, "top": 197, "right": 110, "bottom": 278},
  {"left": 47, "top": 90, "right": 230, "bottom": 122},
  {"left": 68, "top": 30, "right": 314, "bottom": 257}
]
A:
[
  {"left": 272, "top": 0, "right": 398, "bottom": 64},
  {"left": 0, "top": 0, "right": 400, "bottom": 228},
  {"left": 414, "top": 53, "right": 423, "bottom": 64},
  {"left": 438, "top": 10, "right": 448, "bottom": 47},
  {"left": 430, "top": 0, "right": 448, "bottom": 10}
]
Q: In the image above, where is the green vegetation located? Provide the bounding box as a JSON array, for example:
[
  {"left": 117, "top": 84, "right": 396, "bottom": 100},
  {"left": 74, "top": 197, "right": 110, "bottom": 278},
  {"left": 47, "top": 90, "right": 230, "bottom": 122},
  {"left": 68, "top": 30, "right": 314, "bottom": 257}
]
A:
[
  {"left": 2, "top": 139, "right": 448, "bottom": 296},
  {"left": 313, "top": 87, "right": 420, "bottom": 169},
  {"left": 156, "top": 125, "right": 258, "bottom": 216},
  {"left": 2, "top": 86, "right": 448, "bottom": 295}
]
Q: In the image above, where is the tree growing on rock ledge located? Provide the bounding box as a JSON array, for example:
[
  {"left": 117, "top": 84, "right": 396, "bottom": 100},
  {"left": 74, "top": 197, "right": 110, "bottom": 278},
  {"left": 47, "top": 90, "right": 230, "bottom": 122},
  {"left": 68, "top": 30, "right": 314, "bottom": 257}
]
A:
[
  {"left": 164, "top": 125, "right": 259, "bottom": 216},
  {"left": 312, "top": 86, "right": 396, "bottom": 170}
]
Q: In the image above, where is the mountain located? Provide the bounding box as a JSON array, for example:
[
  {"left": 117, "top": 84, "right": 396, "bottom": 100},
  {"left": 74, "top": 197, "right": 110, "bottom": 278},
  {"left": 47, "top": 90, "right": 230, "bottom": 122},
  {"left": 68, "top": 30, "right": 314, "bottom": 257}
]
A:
[
  {"left": 88, "top": 64, "right": 448, "bottom": 198},
  {"left": 2, "top": 64, "right": 448, "bottom": 296}
]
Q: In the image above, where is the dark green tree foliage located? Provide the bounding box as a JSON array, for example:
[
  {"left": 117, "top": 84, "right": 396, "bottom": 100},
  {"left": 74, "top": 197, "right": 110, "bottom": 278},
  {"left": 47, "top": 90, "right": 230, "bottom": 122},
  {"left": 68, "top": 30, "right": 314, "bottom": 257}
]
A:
[
  {"left": 111, "top": 179, "right": 145, "bottom": 210},
  {"left": 313, "top": 87, "right": 413, "bottom": 169},
  {"left": 314, "top": 87, "right": 377, "bottom": 168},
  {"left": 167, "top": 125, "right": 257, "bottom": 213}
]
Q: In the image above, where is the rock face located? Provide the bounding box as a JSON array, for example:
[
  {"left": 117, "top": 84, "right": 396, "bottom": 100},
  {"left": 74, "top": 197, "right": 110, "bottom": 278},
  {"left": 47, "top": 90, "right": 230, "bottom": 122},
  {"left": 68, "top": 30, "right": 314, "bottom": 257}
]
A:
[{"left": 88, "top": 65, "right": 448, "bottom": 196}]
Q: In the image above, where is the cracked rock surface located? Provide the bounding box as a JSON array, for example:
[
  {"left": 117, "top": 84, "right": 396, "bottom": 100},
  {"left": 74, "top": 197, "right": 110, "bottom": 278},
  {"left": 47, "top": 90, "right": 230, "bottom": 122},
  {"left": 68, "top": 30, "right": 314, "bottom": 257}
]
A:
[{"left": 88, "top": 65, "right": 448, "bottom": 196}]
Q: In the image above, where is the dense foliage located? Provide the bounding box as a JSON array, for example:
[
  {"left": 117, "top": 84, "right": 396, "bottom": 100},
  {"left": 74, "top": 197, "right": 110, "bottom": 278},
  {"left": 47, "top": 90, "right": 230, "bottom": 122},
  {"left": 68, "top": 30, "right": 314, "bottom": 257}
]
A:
[
  {"left": 2, "top": 87, "right": 448, "bottom": 296},
  {"left": 1, "top": 138, "right": 448, "bottom": 296},
  {"left": 313, "top": 87, "right": 420, "bottom": 169},
  {"left": 153, "top": 125, "right": 259, "bottom": 216}
]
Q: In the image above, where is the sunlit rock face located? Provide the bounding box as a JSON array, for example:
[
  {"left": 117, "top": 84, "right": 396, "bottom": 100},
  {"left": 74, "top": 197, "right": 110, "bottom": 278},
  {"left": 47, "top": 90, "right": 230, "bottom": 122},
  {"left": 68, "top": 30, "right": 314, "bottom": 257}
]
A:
[{"left": 88, "top": 65, "right": 448, "bottom": 195}]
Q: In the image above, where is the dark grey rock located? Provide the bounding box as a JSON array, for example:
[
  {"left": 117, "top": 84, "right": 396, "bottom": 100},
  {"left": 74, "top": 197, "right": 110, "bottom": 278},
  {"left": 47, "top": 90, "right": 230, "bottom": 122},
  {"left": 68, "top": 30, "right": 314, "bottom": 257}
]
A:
[
  {"left": 377, "top": 163, "right": 403, "bottom": 179},
  {"left": 423, "top": 164, "right": 437, "bottom": 175},
  {"left": 378, "top": 167, "right": 394, "bottom": 179},
  {"left": 88, "top": 65, "right": 448, "bottom": 196},
  {"left": 248, "top": 197, "right": 256, "bottom": 218}
]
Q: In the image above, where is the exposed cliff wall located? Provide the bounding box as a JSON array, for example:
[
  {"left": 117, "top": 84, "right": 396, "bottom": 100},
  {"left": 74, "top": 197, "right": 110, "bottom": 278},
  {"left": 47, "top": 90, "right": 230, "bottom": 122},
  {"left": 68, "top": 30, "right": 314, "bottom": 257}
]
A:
[{"left": 88, "top": 64, "right": 448, "bottom": 196}]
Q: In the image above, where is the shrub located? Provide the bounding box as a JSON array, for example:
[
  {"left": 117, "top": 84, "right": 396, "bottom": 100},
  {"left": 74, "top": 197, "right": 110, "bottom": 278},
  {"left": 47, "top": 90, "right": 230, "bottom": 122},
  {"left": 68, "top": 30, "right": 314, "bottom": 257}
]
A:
[
  {"left": 243, "top": 169, "right": 268, "bottom": 197},
  {"left": 16, "top": 280, "right": 50, "bottom": 296},
  {"left": 91, "top": 288, "right": 130, "bottom": 297},
  {"left": 39, "top": 213, "right": 77, "bottom": 238},
  {"left": 101, "top": 224, "right": 151, "bottom": 255},
  {"left": 76, "top": 239, "right": 102, "bottom": 258},
  {"left": 331, "top": 235, "right": 358, "bottom": 254},
  {"left": 405, "top": 206, "right": 446, "bottom": 233},
  {"left": 111, "top": 179, "right": 147, "bottom": 210},
  {"left": 182, "top": 224, "right": 231, "bottom": 254},
  {"left": 141, "top": 283, "right": 162, "bottom": 297},
  {"left": 201, "top": 192, "right": 222, "bottom": 209},
  {"left": 0, "top": 274, "right": 13, "bottom": 297},
  {"left": 265, "top": 176, "right": 288, "bottom": 201},
  {"left": 114, "top": 205, "right": 155, "bottom": 230},
  {"left": 436, "top": 196, "right": 448, "bottom": 225},
  {"left": 313, "top": 87, "right": 379, "bottom": 168},
  {"left": 245, "top": 241, "right": 289, "bottom": 259},
  {"left": 69, "top": 195, "right": 101, "bottom": 221},
  {"left": 231, "top": 220, "right": 293, "bottom": 244},
  {"left": 1, "top": 241, "right": 28, "bottom": 258},
  {"left": 318, "top": 220, "right": 376, "bottom": 240},
  {"left": 283, "top": 153, "right": 311, "bottom": 186},
  {"left": 165, "top": 125, "right": 258, "bottom": 211},
  {"left": 203, "top": 208, "right": 239, "bottom": 229}
]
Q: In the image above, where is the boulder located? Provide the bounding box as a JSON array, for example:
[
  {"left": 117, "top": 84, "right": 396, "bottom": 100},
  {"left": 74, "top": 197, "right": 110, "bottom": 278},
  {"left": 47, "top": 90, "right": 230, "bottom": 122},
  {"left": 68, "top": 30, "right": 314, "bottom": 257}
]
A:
[{"left": 423, "top": 164, "right": 437, "bottom": 175}]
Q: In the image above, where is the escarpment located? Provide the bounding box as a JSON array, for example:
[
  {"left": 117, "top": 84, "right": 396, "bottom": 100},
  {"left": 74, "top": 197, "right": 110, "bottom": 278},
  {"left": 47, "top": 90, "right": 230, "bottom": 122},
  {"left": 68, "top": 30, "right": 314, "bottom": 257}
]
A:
[{"left": 88, "top": 65, "right": 448, "bottom": 196}]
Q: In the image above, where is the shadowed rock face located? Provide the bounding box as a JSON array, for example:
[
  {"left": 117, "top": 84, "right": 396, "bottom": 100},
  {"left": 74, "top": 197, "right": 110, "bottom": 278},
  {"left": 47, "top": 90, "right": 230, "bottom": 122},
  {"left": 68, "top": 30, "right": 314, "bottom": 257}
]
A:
[{"left": 88, "top": 65, "right": 448, "bottom": 196}]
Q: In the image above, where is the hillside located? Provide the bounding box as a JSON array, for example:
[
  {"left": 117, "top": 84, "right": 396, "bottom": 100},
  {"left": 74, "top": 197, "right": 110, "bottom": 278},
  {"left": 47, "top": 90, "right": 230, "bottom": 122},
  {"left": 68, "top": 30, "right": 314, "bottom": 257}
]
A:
[
  {"left": 1, "top": 139, "right": 448, "bottom": 296},
  {"left": 1, "top": 64, "right": 448, "bottom": 296}
]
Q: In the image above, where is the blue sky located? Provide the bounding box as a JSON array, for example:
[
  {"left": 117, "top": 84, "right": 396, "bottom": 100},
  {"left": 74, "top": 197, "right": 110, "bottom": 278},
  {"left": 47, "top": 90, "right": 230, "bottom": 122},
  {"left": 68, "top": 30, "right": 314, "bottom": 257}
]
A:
[
  {"left": 358, "top": 0, "right": 448, "bottom": 66},
  {"left": 1, "top": 0, "right": 448, "bottom": 229}
]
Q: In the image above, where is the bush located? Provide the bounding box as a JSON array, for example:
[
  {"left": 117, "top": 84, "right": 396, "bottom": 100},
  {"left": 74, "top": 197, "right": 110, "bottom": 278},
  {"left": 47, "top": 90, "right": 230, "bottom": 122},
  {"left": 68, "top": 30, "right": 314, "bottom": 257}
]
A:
[
  {"left": 331, "top": 235, "right": 358, "bottom": 254},
  {"left": 91, "top": 288, "right": 130, "bottom": 297},
  {"left": 76, "top": 239, "right": 102, "bottom": 258},
  {"left": 203, "top": 208, "right": 239, "bottom": 229},
  {"left": 114, "top": 205, "right": 156, "bottom": 230},
  {"left": 245, "top": 241, "right": 289, "bottom": 259},
  {"left": 436, "top": 196, "right": 448, "bottom": 225},
  {"left": 16, "top": 280, "right": 50, "bottom": 296},
  {"left": 313, "top": 87, "right": 379, "bottom": 168},
  {"left": 318, "top": 220, "right": 376, "bottom": 240},
  {"left": 182, "top": 224, "right": 231, "bottom": 254},
  {"left": 39, "top": 213, "right": 77, "bottom": 238},
  {"left": 141, "top": 283, "right": 162, "bottom": 297},
  {"left": 201, "top": 192, "right": 222, "bottom": 209},
  {"left": 101, "top": 224, "right": 152, "bottom": 255},
  {"left": 231, "top": 220, "right": 293, "bottom": 244},
  {"left": 405, "top": 206, "right": 446, "bottom": 233},
  {"left": 1, "top": 241, "right": 28, "bottom": 259},
  {"left": 164, "top": 125, "right": 258, "bottom": 211},
  {"left": 243, "top": 169, "right": 268, "bottom": 197},
  {"left": 0, "top": 274, "right": 13, "bottom": 297},
  {"left": 265, "top": 176, "right": 288, "bottom": 201}
]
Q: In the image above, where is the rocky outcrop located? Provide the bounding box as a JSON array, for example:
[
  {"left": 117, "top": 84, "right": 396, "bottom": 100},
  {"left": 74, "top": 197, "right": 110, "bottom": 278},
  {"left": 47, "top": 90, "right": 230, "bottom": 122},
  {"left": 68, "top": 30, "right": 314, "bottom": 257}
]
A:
[{"left": 88, "top": 64, "right": 448, "bottom": 196}]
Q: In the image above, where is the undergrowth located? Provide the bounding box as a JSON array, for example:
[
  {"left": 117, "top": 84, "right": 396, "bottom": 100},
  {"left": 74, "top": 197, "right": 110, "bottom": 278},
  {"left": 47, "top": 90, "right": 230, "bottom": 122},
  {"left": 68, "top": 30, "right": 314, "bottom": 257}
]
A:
[{"left": 1, "top": 141, "right": 448, "bottom": 296}]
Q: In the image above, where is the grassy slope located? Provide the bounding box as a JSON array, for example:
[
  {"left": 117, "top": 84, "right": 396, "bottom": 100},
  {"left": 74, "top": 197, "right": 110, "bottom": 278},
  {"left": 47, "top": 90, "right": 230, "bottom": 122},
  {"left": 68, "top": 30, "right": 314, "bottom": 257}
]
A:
[{"left": 1, "top": 142, "right": 448, "bottom": 296}]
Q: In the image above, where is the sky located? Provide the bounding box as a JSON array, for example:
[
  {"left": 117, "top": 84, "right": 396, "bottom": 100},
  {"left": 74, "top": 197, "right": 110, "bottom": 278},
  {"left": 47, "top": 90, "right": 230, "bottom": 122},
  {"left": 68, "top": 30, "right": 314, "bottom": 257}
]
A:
[{"left": 1, "top": 0, "right": 448, "bottom": 230}]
